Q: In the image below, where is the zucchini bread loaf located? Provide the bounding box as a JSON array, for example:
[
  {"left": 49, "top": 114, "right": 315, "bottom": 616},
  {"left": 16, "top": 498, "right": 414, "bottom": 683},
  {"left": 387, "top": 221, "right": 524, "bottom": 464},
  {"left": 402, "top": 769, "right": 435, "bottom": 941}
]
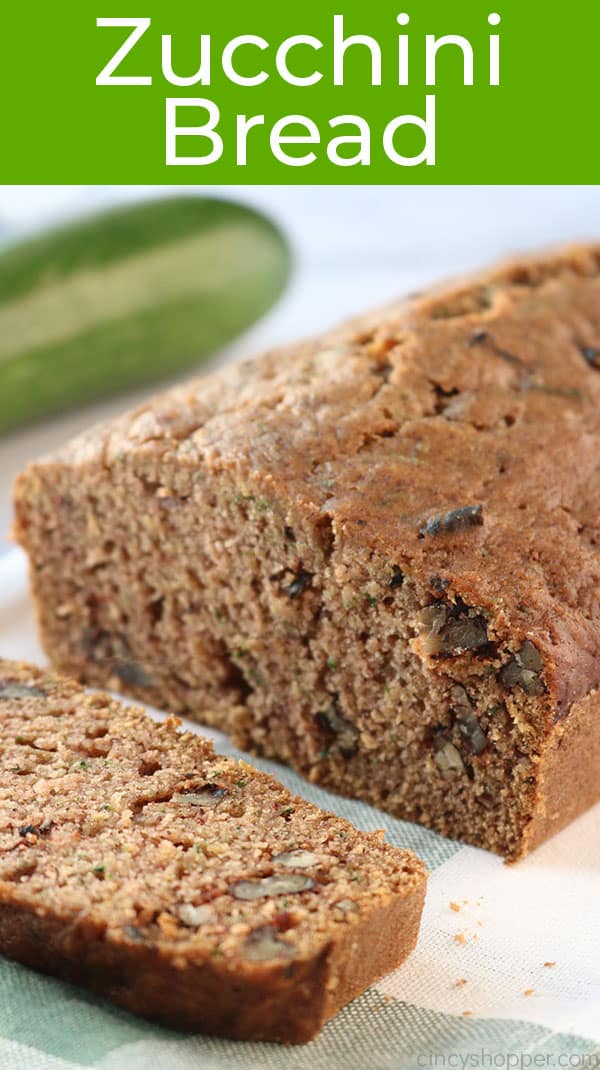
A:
[
  {"left": 14, "top": 244, "right": 600, "bottom": 861},
  {"left": 0, "top": 658, "right": 425, "bottom": 1043}
]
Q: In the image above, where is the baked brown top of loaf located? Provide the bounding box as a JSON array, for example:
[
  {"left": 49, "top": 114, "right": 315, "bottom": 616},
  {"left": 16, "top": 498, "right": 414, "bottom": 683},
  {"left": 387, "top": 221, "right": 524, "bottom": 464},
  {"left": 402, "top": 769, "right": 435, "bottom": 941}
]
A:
[
  {"left": 42, "top": 244, "right": 600, "bottom": 716},
  {"left": 0, "top": 659, "right": 425, "bottom": 1042}
]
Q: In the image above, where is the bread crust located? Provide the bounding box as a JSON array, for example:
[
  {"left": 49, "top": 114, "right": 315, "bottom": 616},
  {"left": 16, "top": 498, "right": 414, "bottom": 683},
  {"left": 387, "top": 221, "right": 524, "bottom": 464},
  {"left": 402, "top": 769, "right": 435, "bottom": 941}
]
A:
[
  {"left": 519, "top": 685, "right": 600, "bottom": 858},
  {"left": 0, "top": 885, "right": 424, "bottom": 1042}
]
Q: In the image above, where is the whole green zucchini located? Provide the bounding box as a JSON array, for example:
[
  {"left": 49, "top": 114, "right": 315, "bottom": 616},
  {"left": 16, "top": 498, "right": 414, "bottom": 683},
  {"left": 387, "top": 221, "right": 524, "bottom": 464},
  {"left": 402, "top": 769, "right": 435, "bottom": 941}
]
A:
[{"left": 0, "top": 197, "right": 291, "bottom": 434}]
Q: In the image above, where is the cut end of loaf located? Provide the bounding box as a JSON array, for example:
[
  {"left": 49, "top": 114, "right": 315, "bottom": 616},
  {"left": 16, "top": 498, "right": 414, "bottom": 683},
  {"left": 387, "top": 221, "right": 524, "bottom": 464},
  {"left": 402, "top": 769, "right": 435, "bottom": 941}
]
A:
[{"left": 16, "top": 454, "right": 550, "bottom": 861}]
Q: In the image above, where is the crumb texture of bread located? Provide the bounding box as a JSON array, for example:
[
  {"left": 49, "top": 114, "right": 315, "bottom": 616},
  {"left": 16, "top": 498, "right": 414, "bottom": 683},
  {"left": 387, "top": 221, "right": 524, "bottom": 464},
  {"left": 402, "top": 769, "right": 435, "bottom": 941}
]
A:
[
  {"left": 14, "top": 243, "right": 600, "bottom": 860},
  {"left": 0, "top": 659, "right": 425, "bottom": 1043}
]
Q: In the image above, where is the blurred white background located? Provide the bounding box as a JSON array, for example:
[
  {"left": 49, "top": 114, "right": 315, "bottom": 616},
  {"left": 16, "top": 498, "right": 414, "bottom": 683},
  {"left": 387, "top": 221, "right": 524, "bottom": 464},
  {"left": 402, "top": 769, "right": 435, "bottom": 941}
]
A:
[{"left": 1, "top": 184, "right": 600, "bottom": 552}]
